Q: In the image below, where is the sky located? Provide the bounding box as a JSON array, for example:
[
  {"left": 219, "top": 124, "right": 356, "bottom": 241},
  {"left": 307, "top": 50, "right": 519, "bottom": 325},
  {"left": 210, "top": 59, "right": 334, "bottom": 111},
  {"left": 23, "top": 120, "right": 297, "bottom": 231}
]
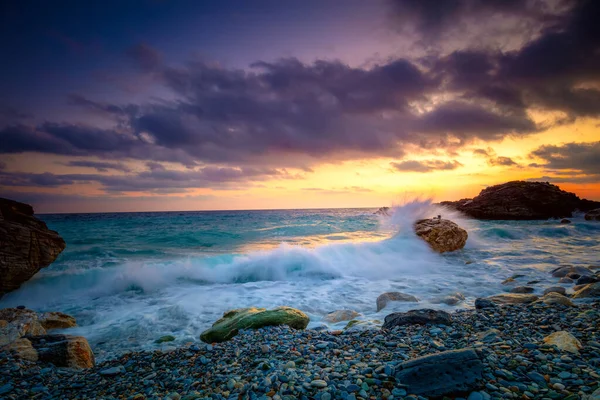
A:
[{"left": 1, "top": 0, "right": 599, "bottom": 213}]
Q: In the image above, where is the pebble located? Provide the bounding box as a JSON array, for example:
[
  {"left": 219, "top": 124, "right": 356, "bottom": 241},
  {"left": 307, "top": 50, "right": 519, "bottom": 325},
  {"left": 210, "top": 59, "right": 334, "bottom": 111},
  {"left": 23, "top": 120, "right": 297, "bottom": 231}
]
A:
[{"left": 0, "top": 301, "right": 598, "bottom": 400}]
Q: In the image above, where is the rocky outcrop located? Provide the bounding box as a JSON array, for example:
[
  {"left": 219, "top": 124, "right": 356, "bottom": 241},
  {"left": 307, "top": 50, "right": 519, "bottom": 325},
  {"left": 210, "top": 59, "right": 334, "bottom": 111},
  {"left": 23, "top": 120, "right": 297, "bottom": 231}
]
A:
[
  {"left": 414, "top": 218, "right": 468, "bottom": 253},
  {"left": 394, "top": 348, "right": 483, "bottom": 397},
  {"left": 382, "top": 309, "right": 452, "bottom": 330},
  {"left": 0, "top": 198, "right": 66, "bottom": 296},
  {"left": 585, "top": 208, "right": 600, "bottom": 221},
  {"left": 0, "top": 307, "right": 93, "bottom": 368},
  {"left": 376, "top": 292, "right": 418, "bottom": 312},
  {"left": 440, "top": 181, "right": 600, "bottom": 220},
  {"left": 374, "top": 207, "right": 390, "bottom": 216},
  {"left": 200, "top": 306, "right": 309, "bottom": 343}
]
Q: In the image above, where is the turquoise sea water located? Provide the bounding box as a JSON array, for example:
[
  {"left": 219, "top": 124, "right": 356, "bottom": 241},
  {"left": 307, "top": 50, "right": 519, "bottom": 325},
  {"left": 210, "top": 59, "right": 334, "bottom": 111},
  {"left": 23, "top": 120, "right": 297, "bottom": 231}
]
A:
[{"left": 1, "top": 201, "right": 599, "bottom": 360}]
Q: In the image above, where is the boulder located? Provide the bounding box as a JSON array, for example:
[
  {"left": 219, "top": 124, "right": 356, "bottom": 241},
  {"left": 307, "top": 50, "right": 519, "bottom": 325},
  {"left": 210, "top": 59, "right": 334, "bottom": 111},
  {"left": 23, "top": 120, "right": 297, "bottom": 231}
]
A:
[
  {"left": 551, "top": 265, "right": 592, "bottom": 278},
  {"left": 414, "top": 218, "right": 468, "bottom": 253},
  {"left": 0, "top": 308, "right": 46, "bottom": 346},
  {"left": 0, "top": 198, "right": 66, "bottom": 296},
  {"left": 474, "top": 298, "right": 497, "bottom": 309},
  {"left": 572, "top": 282, "right": 600, "bottom": 299},
  {"left": 323, "top": 310, "right": 360, "bottom": 323},
  {"left": 39, "top": 312, "right": 77, "bottom": 330},
  {"left": 155, "top": 335, "right": 176, "bottom": 344},
  {"left": 432, "top": 292, "right": 465, "bottom": 306},
  {"left": 585, "top": 208, "right": 600, "bottom": 221},
  {"left": 487, "top": 293, "right": 539, "bottom": 304},
  {"left": 382, "top": 309, "right": 452, "bottom": 330},
  {"left": 536, "top": 292, "right": 575, "bottom": 307},
  {"left": 543, "top": 287, "right": 566, "bottom": 296},
  {"left": 440, "top": 181, "right": 600, "bottom": 220},
  {"left": 200, "top": 306, "right": 309, "bottom": 343},
  {"left": 543, "top": 331, "right": 582, "bottom": 354},
  {"left": 577, "top": 275, "right": 600, "bottom": 285},
  {"left": 343, "top": 319, "right": 381, "bottom": 332},
  {"left": 394, "top": 348, "right": 483, "bottom": 397},
  {"left": 26, "top": 334, "right": 95, "bottom": 368},
  {"left": 510, "top": 286, "right": 534, "bottom": 294},
  {"left": 2, "top": 338, "right": 38, "bottom": 361},
  {"left": 376, "top": 292, "right": 419, "bottom": 312},
  {"left": 560, "top": 218, "right": 571, "bottom": 224}
]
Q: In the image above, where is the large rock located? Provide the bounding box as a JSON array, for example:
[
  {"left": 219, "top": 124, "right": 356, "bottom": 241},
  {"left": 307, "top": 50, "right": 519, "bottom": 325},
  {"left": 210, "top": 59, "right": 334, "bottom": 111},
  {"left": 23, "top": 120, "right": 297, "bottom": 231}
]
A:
[
  {"left": 536, "top": 292, "right": 575, "bottom": 307},
  {"left": 382, "top": 309, "right": 452, "bottom": 330},
  {"left": 0, "top": 198, "right": 66, "bottom": 296},
  {"left": 414, "top": 218, "right": 468, "bottom": 253},
  {"left": 543, "top": 331, "right": 582, "bottom": 354},
  {"left": 376, "top": 292, "right": 419, "bottom": 312},
  {"left": 0, "top": 308, "right": 46, "bottom": 346},
  {"left": 551, "top": 265, "right": 593, "bottom": 278},
  {"left": 487, "top": 293, "right": 539, "bottom": 304},
  {"left": 39, "top": 312, "right": 77, "bottom": 330},
  {"left": 585, "top": 208, "right": 600, "bottom": 221},
  {"left": 200, "top": 306, "right": 309, "bottom": 343},
  {"left": 440, "top": 181, "right": 600, "bottom": 220},
  {"left": 572, "top": 282, "right": 600, "bottom": 298},
  {"left": 25, "top": 334, "right": 95, "bottom": 368},
  {"left": 394, "top": 348, "right": 483, "bottom": 397},
  {"left": 323, "top": 310, "right": 360, "bottom": 323}
]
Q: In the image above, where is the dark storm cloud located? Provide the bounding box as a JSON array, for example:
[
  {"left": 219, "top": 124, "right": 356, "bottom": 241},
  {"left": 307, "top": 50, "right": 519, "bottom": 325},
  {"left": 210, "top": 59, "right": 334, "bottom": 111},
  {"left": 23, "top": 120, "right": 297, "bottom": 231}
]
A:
[
  {"left": 67, "top": 94, "right": 136, "bottom": 117},
  {"left": 1, "top": 0, "right": 599, "bottom": 199},
  {"left": 530, "top": 141, "right": 600, "bottom": 175},
  {"left": 65, "top": 160, "right": 131, "bottom": 172},
  {"left": 390, "top": 159, "right": 463, "bottom": 173},
  {"left": 0, "top": 165, "right": 298, "bottom": 193},
  {"left": 414, "top": 101, "right": 536, "bottom": 140}
]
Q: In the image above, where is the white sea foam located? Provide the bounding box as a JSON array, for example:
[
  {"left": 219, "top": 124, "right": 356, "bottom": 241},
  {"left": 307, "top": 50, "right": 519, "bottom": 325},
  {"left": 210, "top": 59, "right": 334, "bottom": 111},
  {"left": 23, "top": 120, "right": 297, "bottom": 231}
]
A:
[{"left": 1, "top": 200, "right": 598, "bottom": 360}]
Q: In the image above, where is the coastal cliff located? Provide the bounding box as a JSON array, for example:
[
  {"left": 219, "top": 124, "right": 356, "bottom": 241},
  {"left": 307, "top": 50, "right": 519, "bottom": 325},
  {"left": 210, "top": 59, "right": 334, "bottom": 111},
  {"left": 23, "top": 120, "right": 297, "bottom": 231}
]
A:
[
  {"left": 440, "top": 181, "right": 600, "bottom": 220},
  {"left": 0, "top": 198, "right": 66, "bottom": 297}
]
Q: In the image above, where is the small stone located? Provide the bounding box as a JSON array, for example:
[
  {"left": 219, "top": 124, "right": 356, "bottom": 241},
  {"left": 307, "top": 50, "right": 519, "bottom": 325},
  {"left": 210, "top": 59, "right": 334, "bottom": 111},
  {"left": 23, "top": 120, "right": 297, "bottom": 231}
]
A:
[
  {"left": 99, "top": 365, "right": 125, "bottom": 376},
  {"left": 311, "top": 380, "right": 328, "bottom": 388}
]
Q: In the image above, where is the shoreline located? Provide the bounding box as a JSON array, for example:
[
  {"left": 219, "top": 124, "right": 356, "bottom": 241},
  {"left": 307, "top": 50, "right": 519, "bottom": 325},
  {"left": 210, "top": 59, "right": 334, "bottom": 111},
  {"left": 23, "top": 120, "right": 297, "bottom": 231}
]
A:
[{"left": 2, "top": 301, "right": 599, "bottom": 400}]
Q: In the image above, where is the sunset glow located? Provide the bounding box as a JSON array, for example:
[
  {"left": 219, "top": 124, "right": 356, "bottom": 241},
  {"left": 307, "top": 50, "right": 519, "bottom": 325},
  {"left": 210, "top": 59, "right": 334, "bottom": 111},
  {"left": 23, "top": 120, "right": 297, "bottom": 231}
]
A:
[{"left": 1, "top": 0, "right": 599, "bottom": 213}]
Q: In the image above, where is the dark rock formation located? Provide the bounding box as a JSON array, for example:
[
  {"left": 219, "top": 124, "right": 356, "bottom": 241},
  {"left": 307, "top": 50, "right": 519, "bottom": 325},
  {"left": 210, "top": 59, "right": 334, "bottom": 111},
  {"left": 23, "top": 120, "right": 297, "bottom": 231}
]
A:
[
  {"left": 376, "top": 292, "right": 418, "bottom": 312},
  {"left": 25, "top": 334, "right": 95, "bottom": 368},
  {"left": 585, "top": 208, "right": 600, "bottom": 221},
  {"left": 374, "top": 207, "right": 390, "bottom": 216},
  {"left": 395, "top": 348, "right": 483, "bottom": 397},
  {"left": 382, "top": 309, "right": 452, "bottom": 330},
  {"left": 551, "top": 265, "right": 592, "bottom": 278},
  {"left": 0, "top": 198, "right": 66, "bottom": 296},
  {"left": 440, "top": 181, "right": 600, "bottom": 220},
  {"left": 414, "top": 218, "right": 468, "bottom": 253},
  {"left": 474, "top": 298, "right": 497, "bottom": 309}
]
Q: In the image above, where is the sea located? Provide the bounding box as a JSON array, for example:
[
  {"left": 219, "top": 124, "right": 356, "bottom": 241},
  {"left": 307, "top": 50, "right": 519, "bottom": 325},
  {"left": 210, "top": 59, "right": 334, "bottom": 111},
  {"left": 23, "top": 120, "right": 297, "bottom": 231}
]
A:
[{"left": 1, "top": 200, "right": 598, "bottom": 361}]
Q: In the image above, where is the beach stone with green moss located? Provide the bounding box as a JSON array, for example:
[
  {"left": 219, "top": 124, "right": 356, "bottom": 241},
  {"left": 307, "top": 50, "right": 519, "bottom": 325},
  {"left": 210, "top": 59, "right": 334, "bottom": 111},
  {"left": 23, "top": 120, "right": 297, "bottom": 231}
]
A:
[{"left": 200, "top": 306, "right": 309, "bottom": 343}]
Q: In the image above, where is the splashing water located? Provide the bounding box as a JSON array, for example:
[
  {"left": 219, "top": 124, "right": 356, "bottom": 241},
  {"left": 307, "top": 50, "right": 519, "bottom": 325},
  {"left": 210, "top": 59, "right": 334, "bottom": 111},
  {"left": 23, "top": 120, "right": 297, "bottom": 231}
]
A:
[{"left": 1, "top": 201, "right": 598, "bottom": 360}]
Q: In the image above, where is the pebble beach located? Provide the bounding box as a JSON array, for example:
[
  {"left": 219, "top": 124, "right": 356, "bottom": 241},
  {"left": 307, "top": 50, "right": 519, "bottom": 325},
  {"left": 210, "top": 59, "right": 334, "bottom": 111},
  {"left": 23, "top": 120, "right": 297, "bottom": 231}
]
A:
[{"left": 1, "top": 300, "right": 599, "bottom": 400}]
